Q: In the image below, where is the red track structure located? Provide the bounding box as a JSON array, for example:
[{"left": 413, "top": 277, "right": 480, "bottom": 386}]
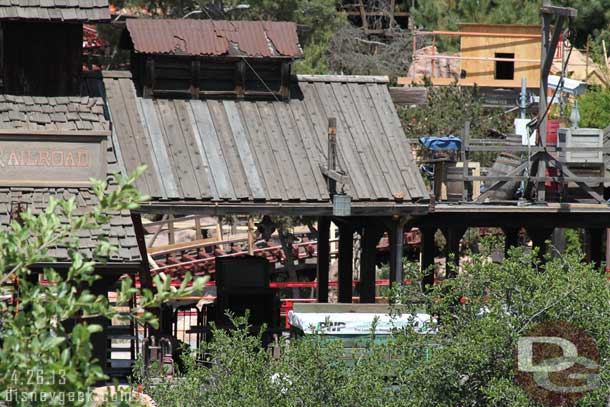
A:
[{"left": 146, "top": 229, "right": 422, "bottom": 280}]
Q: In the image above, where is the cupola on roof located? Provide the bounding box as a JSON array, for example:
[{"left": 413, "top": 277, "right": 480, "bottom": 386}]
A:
[{"left": 122, "top": 19, "right": 303, "bottom": 58}]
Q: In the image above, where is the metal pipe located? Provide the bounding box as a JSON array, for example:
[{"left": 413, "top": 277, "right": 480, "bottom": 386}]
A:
[{"left": 520, "top": 78, "right": 528, "bottom": 120}]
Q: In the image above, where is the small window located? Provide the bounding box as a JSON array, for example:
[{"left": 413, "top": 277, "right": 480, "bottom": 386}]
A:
[{"left": 495, "top": 53, "right": 515, "bottom": 80}]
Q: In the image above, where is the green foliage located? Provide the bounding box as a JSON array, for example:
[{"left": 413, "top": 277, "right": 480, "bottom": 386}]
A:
[
  {"left": 143, "top": 247, "right": 610, "bottom": 406},
  {"left": 232, "top": 0, "right": 346, "bottom": 74},
  {"left": 0, "top": 167, "right": 206, "bottom": 406},
  {"left": 399, "top": 84, "right": 514, "bottom": 138},
  {"left": 410, "top": 0, "right": 610, "bottom": 49},
  {"left": 395, "top": 243, "right": 610, "bottom": 406},
  {"left": 577, "top": 88, "right": 610, "bottom": 128}
]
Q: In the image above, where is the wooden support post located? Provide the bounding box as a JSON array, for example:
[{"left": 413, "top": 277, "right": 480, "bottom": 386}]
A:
[
  {"left": 160, "top": 303, "right": 174, "bottom": 337},
  {"left": 503, "top": 227, "right": 520, "bottom": 257},
  {"left": 280, "top": 62, "right": 291, "bottom": 100},
  {"left": 420, "top": 226, "right": 436, "bottom": 291},
  {"left": 234, "top": 60, "right": 246, "bottom": 99},
  {"left": 443, "top": 227, "right": 466, "bottom": 278},
  {"left": 605, "top": 228, "right": 610, "bottom": 273},
  {"left": 338, "top": 222, "right": 354, "bottom": 303},
  {"left": 317, "top": 217, "right": 331, "bottom": 303},
  {"left": 537, "top": 157, "right": 547, "bottom": 202},
  {"left": 551, "top": 228, "right": 567, "bottom": 254},
  {"left": 360, "top": 220, "right": 383, "bottom": 303},
  {"left": 216, "top": 217, "right": 223, "bottom": 241},
  {"left": 586, "top": 228, "right": 604, "bottom": 268},
  {"left": 168, "top": 214, "right": 175, "bottom": 245},
  {"left": 144, "top": 56, "right": 155, "bottom": 98},
  {"left": 247, "top": 216, "right": 255, "bottom": 256},
  {"left": 389, "top": 217, "right": 407, "bottom": 284},
  {"left": 462, "top": 121, "right": 470, "bottom": 201},
  {"left": 358, "top": 0, "right": 368, "bottom": 33},
  {"left": 190, "top": 59, "right": 200, "bottom": 99},
  {"left": 327, "top": 118, "right": 338, "bottom": 195},
  {"left": 131, "top": 213, "right": 155, "bottom": 293},
  {"left": 527, "top": 227, "right": 554, "bottom": 263},
  {"left": 89, "top": 274, "right": 116, "bottom": 377},
  {"left": 194, "top": 216, "right": 202, "bottom": 240}
]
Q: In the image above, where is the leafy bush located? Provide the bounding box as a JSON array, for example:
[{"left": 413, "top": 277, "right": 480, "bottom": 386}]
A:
[
  {"left": 143, "top": 245, "right": 610, "bottom": 406},
  {"left": 399, "top": 84, "right": 514, "bottom": 139},
  {"left": 0, "top": 167, "right": 205, "bottom": 406},
  {"left": 577, "top": 89, "right": 610, "bottom": 129}
]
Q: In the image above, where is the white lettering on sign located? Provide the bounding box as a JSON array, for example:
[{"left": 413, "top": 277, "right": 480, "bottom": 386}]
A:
[{"left": 0, "top": 148, "right": 90, "bottom": 168}]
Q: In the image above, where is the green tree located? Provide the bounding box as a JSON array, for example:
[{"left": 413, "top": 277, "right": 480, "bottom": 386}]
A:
[
  {"left": 577, "top": 88, "right": 610, "bottom": 128},
  {"left": 411, "top": 0, "right": 610, "bottom": 49},
  {"left": 109, "top": 0, "right": 345, "bottom": 74},
  {"left": 399, "top": 84, "right": 514, "bottom": 139},
  {"left": 0, "top": 167, "right": 206, "bottom": 406},
  {"left": 232, "top": 0, "right": 346, "bottom": 74},
  {"left": 141, "top": 245, "right": 610, "bottom": 406}
]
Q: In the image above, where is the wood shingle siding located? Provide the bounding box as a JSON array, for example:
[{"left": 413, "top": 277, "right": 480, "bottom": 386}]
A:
[
  {"left": 0, "top": 0, "right": 109, "bottom": 21},
  {"left": 0, "top": 95, "right": 141, "bottom": 262}
]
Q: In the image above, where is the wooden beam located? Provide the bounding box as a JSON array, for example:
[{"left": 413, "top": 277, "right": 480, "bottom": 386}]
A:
[
  {"left": 389, "top": 87, "right": 428, "bottom": 105},
  {"left": 317, "top": 217, "right": 331, "bottom": 303},
  {"left": 144, "top": 56, "right": 155, "bottom": 98},
  {"left": 338, "top": 222, "right": 354, "bottom": 303},
  {"left": 296, "top": 74, "right": 389, "bottom": 84},
  {"left": 541, "top": 4, "right": 577, "bottom": 17},
  {"left": 359, "top": 220, "right": 384, "bottom": 303},
  {"left": 234, "top": 60, "right": 246, "bottom": 99},
  {"left": 557, "top": 164, "right": 605, "bottom": 203},
  {"left": 135, "top": 202, "right": 430, "bottom": 217},
  {"left": 420, "top": 226, "right": 436, "bottom": 291},
  {"left": 319, "top": 164, "right": 349, "bottom": 185},
  {"left": 280, "top": 62, "right": 291, "bottom": 100},
  {"left": 461, "top": 122, "right": 470, "bottom": 202},
  {"left": 443, "top": 226, "right": 466, "bottom": 278},
  {"left": 586, "top": 228, "right": 604, "bottom": 268},
  {"left": 502, "top": 226, "right": 520, "bottom": 257},
  {"left": 190, "top": 59, "right": 200, "bottom": 99},
  {"left": 388, "top": 217, "right": 407, "bottom": 285},
  {"left": 131, "top": 213, "right": 155, "bottom": 292},
  {"left": 542, "top": 16, "right": 566, "bottom": 80},
  {"left": 527, "top": 227, "right": 553, "bottom": 263},
  {"left": 168, "top": 214, "right": 175, "bottom": 245},
  {"left": 247, "top": 216, "right": 255, "bottom": 255},
  {"left": 475, "top": 159, "right": 531, "bottom": 202}
]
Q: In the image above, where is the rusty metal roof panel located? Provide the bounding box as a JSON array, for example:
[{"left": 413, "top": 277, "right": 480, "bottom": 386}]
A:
[
  {"left": 124, "top": 19, "right": 302, "bottom": 58},
  {"left": 263, "top": 21, "right": 302, "bottom": 57}
]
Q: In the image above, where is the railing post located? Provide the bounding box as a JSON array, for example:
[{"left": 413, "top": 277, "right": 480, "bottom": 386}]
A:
[{"left": 462, "top": 121, "right": 470, "bottom": 201}]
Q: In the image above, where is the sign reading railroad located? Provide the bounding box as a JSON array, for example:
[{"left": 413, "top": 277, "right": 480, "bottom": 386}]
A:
[
  {"left": 0, "top": 148, "right": 91, "bottom": 168},
  {"left": 0, "top": 131, "right": 107, "bottom": 187}
]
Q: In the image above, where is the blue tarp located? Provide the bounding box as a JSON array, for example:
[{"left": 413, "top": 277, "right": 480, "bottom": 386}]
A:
[{"left": 419, "top": 136, "right": 462, "bottom": 151}]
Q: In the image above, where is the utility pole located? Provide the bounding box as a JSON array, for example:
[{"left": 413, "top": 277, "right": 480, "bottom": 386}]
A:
[{"left": 535, "top": 2, "right": 577, "bottom": 201}]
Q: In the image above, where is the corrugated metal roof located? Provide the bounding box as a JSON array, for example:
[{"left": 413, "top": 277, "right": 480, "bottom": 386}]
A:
[
  {"left": 100, "top": 71, "right": 428, "bottom": 205},
  {"left": 0, "top": 0, "right": 109, "bottom": 22},
  {"left": 0, "top": 94, "right": 141, "bottom": 263},
  {"left": 124, "top": 19, "right": 302, "bottom": 58}
]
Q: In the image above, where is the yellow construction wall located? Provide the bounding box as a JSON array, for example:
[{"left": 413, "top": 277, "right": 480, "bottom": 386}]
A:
[{"left": 459, "top": 23, "right": 541, "bottom": 88}]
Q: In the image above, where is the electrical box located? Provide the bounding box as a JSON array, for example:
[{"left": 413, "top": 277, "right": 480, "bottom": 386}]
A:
[{"left": 557, "top": 128, "right": 604, "bottom": 164}]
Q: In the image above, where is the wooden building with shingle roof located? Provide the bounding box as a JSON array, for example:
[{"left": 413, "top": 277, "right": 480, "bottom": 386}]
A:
[{"left": 0, "top": 0, "right": 144, "bottom": 378}]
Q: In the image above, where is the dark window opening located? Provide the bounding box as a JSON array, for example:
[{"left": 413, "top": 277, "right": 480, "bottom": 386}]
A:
[{"left": 495, "top": 53, "right": 515, "bottom": 80}]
